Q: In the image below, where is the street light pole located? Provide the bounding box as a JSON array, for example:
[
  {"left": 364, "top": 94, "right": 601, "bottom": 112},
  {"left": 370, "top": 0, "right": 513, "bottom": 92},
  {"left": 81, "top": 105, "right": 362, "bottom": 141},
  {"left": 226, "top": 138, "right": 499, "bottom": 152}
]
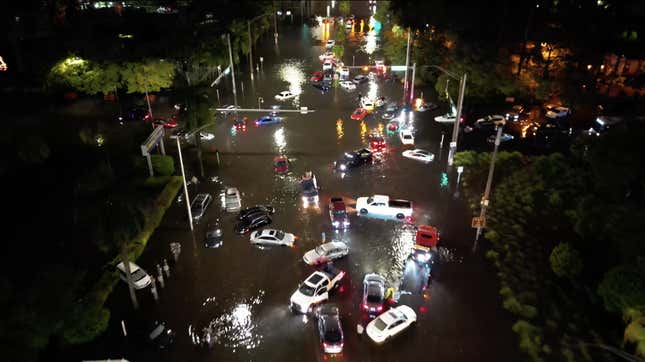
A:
[
  {"left": 473, "top": 126, "right": 503, "bottom": 252},
  {"left": 274, "top": 11, "right": 279, "bottom": 44},
  {"left": 176, "top": 137, "right": 193, "bottom": 231},
  {"left": 248, "top": 20, "right": 254, "bottom": 80},
  {"left": 226, "top": 33, "right": 238, "bottom": 112},
  {"left": 448, "top": 73, "right": 467, "bottom": 166},
  {"left": 410, "top": 62, "right": 416, "bottom": 103},
  {"left": 403, "top": 28, "right": 411, "bottom": 100}
]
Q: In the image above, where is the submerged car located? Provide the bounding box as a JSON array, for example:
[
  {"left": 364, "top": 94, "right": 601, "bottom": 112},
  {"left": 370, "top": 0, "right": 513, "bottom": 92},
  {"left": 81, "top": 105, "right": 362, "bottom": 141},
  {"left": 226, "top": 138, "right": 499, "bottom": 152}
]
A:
[
  {"left": 351, "top": 108, "right": 368, "bottom": 120},
  {"left": 274, "top": 155, "right": 290, "bottom": 174},
  {"left": 303, "top": 241, "right": 349, "bottom": 265},
  {"left": 365, "top": 305, "right": 417, "bottom": 344},
  {"left": 238, "top": 205, "right": 275, "bottom": 220},
  {"left": 362, "top": 273, "right": 386, "bottom": 315},
  {"left": 234, "top": 212, "right": 272, "bottom": 234},
  {"left": 148, "top": 320, "right": 176, "bottom": 349},
  {"left": 316, "top": 304, "right": 344, "bottom": 354},
  {"left": 399, "top": 129, "right": 415, "bottom": 145},
  {"left": 223, "top": 188, "right": 241, "bottom": 212},
  {"left": 116, "top": 262, "right": 151, "bottom": 289},
  {"left": 329, "top": 197, "right": 350, "bottom": 229},
  {"left": 334, "top": 148, "right": 373, "bottom": 172},
  {"left": 255, "top": 116, "right": 281, "bottom": 126},
  {"left": 402, "top": 149, "right": 434, "bottom": 163},
  {"left": 205, "top": 221, "right": 223, "bottom": 248},
  {"left": 250, "top": 229, "right": 296, "bottom": 247},
  {"left": 191, "top": 193, "right": 213, "bottom": 222},
  {"left": 275, "top": 91, "right": 298, "bottom": 101}
]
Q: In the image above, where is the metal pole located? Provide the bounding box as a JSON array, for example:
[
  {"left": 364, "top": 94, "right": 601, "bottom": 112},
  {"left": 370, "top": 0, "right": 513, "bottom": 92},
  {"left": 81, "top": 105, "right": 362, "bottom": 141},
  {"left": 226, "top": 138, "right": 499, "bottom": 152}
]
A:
[
  {"left": 474, "top": 126, "right": 503, "bottom": 252},
  {"left": 448, "top": 73, "right": 467, "bottom": 166},
  {"left": 410, "top": 63, "right": 416, "bottom": 103},
  {"left": 144, "top": 83, "right": 153, "bottom": 120},
  {"left": 248, "top": 21, "right": 254, "bottom": 80},
  {"left": 274, "top": 11, "right": 278, "bottom": 44},
  {"left": 176, "top": 137, "right": 194, "bottom": 230},
  {"left": 403, "top": 29, "right": 411, "bottom": 98},
  {"left": 352, "top": 55, "right": 355, "bottom": 66},
  {"left": 227, "top": 34, "right": 238, "bottom": 112}
]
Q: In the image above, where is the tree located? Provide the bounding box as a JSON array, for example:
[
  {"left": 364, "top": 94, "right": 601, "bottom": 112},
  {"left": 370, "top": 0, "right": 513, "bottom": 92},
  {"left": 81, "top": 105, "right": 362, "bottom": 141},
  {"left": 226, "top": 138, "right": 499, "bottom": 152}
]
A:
[
  {"left": 120, "top": 59, "right": 175, "bottom": 94},
  {"left": 383, "top": 26, "right": 407, "bottom": 65},
  {"left": 597, "top": 259, "right": 645, "bottom": 315},
  {"left": 549, "top": 242, "right": 583, "bottom": 279},
  {"left": 180, "top": 87, "right": 214, "bottom": 177},
  {"left": 332, "top": 45, "right": 345, "bottom": 60},
  {"left": 151, "top": 155, "right": 175, "bottom": 176}
]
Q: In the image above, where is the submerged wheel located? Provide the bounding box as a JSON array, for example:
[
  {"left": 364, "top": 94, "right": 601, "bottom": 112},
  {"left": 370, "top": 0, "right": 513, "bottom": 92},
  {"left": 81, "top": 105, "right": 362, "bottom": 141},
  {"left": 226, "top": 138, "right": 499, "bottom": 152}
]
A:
[
  {"left": 396, "top": 213, "right": 405, "bottom": 219},
  {"left": 360, "top": 208, "right": 368, "bottom": 214}
]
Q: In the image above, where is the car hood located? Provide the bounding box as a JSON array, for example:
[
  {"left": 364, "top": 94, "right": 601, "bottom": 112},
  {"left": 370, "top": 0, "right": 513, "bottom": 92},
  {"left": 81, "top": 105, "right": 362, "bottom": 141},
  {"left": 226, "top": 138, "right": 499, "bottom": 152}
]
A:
[
  {"left": 365, "top": 322, "right": 386, "bottom": 342},
  {"left": 303, "top": 249, "right": 322, "bottom": 263}
]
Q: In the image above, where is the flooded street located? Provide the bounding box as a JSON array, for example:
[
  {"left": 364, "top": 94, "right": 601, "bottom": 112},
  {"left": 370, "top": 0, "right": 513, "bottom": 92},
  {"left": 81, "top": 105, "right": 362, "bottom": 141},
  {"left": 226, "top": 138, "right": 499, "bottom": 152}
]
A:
[{"left": 75, "top": 14, "right": 521, "bottom": 362}]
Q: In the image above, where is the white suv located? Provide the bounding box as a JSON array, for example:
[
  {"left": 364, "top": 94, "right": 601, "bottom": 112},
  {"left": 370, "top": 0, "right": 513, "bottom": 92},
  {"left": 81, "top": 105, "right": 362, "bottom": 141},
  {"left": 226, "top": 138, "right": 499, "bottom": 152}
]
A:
[{"left": 191, "top": 193, "right": 212, "bottom": 222}]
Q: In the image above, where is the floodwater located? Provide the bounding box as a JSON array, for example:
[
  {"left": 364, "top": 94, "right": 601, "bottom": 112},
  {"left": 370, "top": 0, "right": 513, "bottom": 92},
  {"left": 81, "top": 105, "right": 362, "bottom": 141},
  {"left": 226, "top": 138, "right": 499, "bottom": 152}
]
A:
[{"left": 71, "top": 12, "right": 521, "bottom": 362}]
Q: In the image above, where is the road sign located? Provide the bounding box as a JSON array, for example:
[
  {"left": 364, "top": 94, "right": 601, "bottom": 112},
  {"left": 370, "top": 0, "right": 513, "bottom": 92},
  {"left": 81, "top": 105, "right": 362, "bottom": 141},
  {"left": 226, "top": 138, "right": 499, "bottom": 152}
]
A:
[
  {"left": 471, "top": 217, "right": 486, "bottom": 228},
  {"left": 141, "top": 125, "right": 164, "bottom": 156}
]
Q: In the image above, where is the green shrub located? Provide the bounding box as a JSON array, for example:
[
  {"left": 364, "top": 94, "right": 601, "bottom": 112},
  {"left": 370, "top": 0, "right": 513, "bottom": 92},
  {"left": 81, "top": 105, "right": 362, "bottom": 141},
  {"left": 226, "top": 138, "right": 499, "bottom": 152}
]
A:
[
  {"left": 143, "top": 176, "right": 172, "bottom": 189},
  {"left": 150, "top": 154, "right": 175, "bottom": 176},
  {"left": 513, "top": 320, "right": 545, "bottom": 362}
]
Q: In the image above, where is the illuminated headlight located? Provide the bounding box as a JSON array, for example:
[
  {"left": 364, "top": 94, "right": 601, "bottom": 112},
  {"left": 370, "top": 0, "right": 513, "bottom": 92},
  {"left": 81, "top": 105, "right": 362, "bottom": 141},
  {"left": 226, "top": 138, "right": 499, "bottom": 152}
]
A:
[
  {"left": 416, "top": 253, "right": 431, "bottom": 262},
  {"left": 340, "top": 164, "right": 347, "bottom": 171},
  {"left": 333, "top": 221, "right": 340, "bottom": 227},
  {"left": 343, "top": 221, "right": 350, "bottom": 227}
]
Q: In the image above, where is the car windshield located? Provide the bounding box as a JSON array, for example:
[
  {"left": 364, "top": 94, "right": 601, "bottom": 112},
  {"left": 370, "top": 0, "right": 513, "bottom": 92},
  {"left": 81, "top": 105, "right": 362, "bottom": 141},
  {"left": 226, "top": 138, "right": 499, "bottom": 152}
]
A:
[
  {"left": 275, "top": 231, "right": 285, "bottom": 240},
  {"left": 333, "top": 210, "right": 346, "bottom": 216},
  {"left": 367, "top": 285, "right": 382, "bottom": 303},
  {"left": 315, "top": 245, "right": 327, "bottom": 255},
  {"left": 373, "top": 318, "right": 388, "bottom": 331},
  {"left": 132, "top": 268, "right": 147, "bottom": 281},
  {"left": 299, "top": 284, "right": 316, "bottom": 296},
  {"left": 404, "top": 135, "right": 412, "bottom": 139},
  {"left": 417, "top": 151, "right": 428, "bottom": 155}
]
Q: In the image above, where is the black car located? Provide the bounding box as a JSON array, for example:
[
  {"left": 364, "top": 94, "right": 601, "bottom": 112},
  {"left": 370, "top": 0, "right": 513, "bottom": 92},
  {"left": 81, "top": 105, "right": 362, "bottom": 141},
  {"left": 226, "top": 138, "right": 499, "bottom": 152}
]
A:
[
  {"left": 312, "top": 82, "right": 330, "bottom": 93},
  {"left": 148, "top": 321, "right": 176, "bottom": 349},
  {"left": 205, "top": 221, "right": 223, "bottom": 248},
  {"left": 362, "top": 273, "right": 386, "bottom": 315},
  {"left": 316, "top": 304, "right": 344, "bottom": 354},
  {"left": 234, "top": 213, "right": 272, "bottom": 234},
  {"left": 334, "top": 148, "right": 373, "bottom": 171},
  {"left": 237, "top": 205, "right": 275, "bottom": 220}
]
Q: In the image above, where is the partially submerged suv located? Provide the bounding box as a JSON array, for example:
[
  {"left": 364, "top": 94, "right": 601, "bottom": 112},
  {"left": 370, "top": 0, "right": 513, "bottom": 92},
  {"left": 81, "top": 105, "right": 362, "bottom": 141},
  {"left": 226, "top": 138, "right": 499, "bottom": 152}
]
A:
[{"left": 191, "top": 193, "right": 212, "bottom": 223}]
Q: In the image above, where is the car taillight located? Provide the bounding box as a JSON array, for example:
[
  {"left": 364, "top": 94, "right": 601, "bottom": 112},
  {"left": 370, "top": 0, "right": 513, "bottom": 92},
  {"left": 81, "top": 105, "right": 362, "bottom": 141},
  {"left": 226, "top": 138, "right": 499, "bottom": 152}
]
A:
[
  {"left": 377, "top": 305, "right": 383, "bottom": 311},
  {"left": 322, "top": 342, "right": 328, "bottom": 348},
  {"left": 362, "top": 303, "right": 369, "bottom": 310}
]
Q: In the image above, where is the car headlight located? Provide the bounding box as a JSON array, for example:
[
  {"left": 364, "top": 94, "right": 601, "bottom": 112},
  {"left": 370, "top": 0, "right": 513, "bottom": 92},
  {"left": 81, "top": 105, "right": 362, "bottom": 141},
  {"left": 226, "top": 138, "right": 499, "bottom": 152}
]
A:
[
  {"left": 333, "top": 221, "right": 340, "bottom": 227},
  {"left": 343, "top": 221, "right": 350, "bottom": 226},
  {"left": 340, "top": 164, "right": 347, "bottom": 171}
]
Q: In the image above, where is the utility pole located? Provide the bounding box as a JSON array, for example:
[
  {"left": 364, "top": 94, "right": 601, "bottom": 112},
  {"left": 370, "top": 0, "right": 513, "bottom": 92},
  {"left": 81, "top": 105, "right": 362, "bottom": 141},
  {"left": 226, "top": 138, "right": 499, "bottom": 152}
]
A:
[
  {"left": 448, "top": 73, "right": 467, "bottom": 166},
  {"left": 473, "top": 126, "right": 503, "bottom": 252},
  {"left": 176, "top": 137, "right": 193, "bottom": 230},
  {"left": 403, "top": 28, "right": 411, "bottom": 100},
  {"left": 226, "top": 33, "right": 238, "bottom": 113},
  {"left": 248, "top": 21, "right": 254, "bottom": 80},
  {"left": 410, "top": 63, "right": 416, "bottom": 103},
  {"left": 274, "top": 9, "right": 279, "bottom": 44},
  {"left": 144, "top": 82, "right": 153, "bottom": 121}
]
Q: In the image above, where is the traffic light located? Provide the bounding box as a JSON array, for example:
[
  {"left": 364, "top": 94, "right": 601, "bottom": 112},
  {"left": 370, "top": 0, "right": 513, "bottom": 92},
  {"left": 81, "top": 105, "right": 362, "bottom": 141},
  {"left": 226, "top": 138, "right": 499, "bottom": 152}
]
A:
[{"left": 440, "top": 172, "right": 449, "bottom": 188}]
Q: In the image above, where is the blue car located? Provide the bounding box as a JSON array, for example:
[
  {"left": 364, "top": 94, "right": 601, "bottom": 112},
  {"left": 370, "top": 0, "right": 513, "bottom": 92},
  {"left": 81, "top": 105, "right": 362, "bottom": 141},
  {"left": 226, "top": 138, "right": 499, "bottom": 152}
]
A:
[{"left": 255, "top": 116, "right": 281, "bottom": 126}]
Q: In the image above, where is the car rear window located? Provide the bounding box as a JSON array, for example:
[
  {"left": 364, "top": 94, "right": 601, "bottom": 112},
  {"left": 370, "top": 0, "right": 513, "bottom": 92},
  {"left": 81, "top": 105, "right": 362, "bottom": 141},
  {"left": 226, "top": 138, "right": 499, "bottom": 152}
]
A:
[{"left": 373, "top": 318, "right": 388, "bottom": 331}]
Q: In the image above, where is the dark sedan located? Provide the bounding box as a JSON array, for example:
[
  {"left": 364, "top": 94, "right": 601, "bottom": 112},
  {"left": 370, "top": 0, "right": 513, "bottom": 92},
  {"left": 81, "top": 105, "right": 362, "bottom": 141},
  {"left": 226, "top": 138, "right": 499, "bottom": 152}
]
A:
[
  {"left": 237, "top": 205, "right": 275, "bottom": 220},
  {"left": 334, "top": 148, "right": 373, "bottom": 171},
  {"left": 234, "top": 212, "right": 272, "bottom": 234},
  {"left": 205, "top": 221, "right": 223, "bottom": 248},
  {"left": 316, "top": 304, "right": 344, "bottom": 354}
]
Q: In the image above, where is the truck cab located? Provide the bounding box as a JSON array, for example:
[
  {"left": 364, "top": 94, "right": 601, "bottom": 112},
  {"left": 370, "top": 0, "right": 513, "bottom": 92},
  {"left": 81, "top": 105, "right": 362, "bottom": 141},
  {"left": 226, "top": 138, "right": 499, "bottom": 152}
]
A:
[
  {"left": 411, "top": 225, "right": 439, "bottom": 264},
  {"left": 290, "top": 264, "right": 345, "bottom": 314}
]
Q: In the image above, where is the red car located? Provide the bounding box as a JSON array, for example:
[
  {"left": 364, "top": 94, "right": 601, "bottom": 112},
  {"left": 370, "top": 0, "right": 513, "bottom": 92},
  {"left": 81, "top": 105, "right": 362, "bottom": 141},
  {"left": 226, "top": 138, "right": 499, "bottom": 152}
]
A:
[
  {"left": 234, "top": 117, "right": 247, "bottom": 131},
  {"left": 369, "top": 134, "right": 387, "bottom": 152},
  {"left": 310, "top": 71, "right": 323, "bottom": 82},
  {"left": 153, "top": 118, "right": 178, "bottom": 129},
  {"left": 350, "top": 108, "right": 368, "bottom": 121},
  {"left": 274, "top": 155, "right": 290, "bottom": 174}
]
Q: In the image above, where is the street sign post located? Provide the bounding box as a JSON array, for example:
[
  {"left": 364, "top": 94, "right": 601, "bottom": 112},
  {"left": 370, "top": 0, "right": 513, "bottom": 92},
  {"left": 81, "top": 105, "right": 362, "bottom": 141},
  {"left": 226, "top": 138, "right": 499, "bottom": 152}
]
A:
[
  {"left": 140, "top": 125, "right": 165, "bottom": 176},
  {"left": 471, "top": 217, "right": 486, "bottom": 228}
]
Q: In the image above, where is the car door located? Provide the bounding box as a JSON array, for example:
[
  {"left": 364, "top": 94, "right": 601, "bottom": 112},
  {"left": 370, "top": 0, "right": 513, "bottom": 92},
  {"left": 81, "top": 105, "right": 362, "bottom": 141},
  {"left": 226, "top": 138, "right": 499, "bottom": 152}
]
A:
[
  {"left": 390, "top": 318, "right": 408, "bottom": 336},
  {"left": 314, "top": 285, "right": 329, "bottom": 303}
]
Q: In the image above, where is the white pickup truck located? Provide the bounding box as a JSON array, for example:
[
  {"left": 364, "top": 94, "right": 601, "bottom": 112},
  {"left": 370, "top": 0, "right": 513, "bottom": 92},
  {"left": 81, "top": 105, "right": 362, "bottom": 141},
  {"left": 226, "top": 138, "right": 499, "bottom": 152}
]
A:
[
  {"left": 356, "top": 194, "right": 413, "bottom": 220},
  {"left": 290, "top": 264, "right": 345, "bottom": 314}
]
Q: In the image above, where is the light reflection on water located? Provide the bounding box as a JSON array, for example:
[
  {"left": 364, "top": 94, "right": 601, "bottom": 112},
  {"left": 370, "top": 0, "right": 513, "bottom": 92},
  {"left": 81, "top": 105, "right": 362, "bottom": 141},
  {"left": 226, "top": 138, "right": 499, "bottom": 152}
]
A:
[
  {"left": 278, "top": 60, "right": 306, "bottom": 103},
  {"left": 203, "top": 291, "right": 265, "bottom": 352},
  {"left": 386, "top": 223, "right": 417, "bottom": 284},
  {"left": 336, "top": 118, "right": 344, "bottom": 141},
  {"left": 360, "top": 121, "right": 367, "bottom": 143},
  {"left": 273, "top": 127, "right": 286, "bottom": 154}
]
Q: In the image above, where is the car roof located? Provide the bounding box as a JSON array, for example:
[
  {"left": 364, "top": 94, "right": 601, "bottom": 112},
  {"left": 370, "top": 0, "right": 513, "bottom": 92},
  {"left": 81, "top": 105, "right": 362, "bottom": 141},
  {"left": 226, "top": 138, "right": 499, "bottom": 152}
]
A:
[
  {"left": 116, "top": 261, "right": 141, "bottom": 273},
  {"left": 332, "top": 201, "right": 346, "bottom": 211}
]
